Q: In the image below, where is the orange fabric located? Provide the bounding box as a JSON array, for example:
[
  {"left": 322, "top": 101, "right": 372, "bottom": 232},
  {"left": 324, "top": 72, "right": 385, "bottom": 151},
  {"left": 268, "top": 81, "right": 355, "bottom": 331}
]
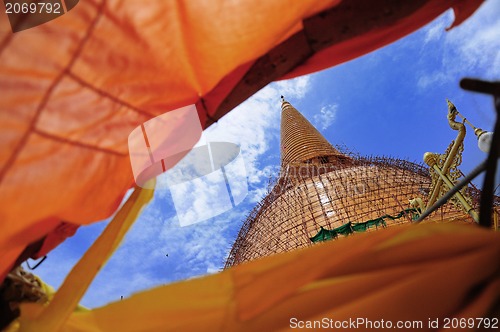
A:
[
  {"left": 33, "top": 222, "right": 79, "bottom": 259},
  {"left": 0, "top": 0, "right": 338, "bottom": 279},
  {"left": 17, "top": 223, "right": 500, "bottom": 331},
  {"left": 282, "top": 0, "right": 485, "bottom": 79},
  {"left": 0, "top": 217, "right": 59, "bottom": 283},
  {"left": 0, "top": 0, "right": 485, "bottom": 279}
]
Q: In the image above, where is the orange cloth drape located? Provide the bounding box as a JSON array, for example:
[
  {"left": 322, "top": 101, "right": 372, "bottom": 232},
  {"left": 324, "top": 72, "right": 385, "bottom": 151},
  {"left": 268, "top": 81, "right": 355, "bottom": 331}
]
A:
[{"left": 0, "top": 0, "right": 484, "bottom": 280}]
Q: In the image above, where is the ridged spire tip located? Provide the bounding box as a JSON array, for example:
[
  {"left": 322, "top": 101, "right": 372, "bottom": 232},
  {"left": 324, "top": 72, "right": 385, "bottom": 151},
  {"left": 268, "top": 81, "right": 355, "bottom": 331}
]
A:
[{"left": 281, "top": 95, "right": 291, "bottom": 111}]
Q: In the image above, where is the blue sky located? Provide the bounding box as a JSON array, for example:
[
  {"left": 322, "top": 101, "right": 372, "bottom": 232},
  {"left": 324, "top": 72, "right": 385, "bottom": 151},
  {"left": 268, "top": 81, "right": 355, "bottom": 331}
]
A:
[{"left": 31, "top": 2, "right": 499, "bottom": 308}]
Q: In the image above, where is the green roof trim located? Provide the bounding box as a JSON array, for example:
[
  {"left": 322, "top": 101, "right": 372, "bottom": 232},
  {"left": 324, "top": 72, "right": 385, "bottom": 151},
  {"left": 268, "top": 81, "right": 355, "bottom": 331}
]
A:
[{"left": 310, "top": 208, "right": 421, "bottom": 243}]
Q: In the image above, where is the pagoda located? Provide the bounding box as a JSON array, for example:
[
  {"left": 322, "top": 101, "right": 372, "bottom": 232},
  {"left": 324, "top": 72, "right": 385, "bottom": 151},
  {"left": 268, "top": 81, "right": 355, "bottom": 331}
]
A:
[{"left": 225, "top": 99, "right": 473, "bottom": 267}]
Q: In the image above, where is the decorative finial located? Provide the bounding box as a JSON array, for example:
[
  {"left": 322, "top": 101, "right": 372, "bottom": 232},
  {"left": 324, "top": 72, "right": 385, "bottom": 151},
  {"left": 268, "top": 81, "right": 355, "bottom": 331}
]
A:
[
  {"left": 281, "top": 95, "right": 285, "bottom": 103},
  {"left": 447, "top": 99, "right": 479, "bottom": 132},
  {"left": 446, "top": 99, "right": 457, "bottom": 113}
]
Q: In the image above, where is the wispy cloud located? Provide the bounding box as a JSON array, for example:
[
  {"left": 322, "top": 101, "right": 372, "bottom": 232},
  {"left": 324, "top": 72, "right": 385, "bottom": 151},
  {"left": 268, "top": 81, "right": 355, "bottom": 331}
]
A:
[
  {"left": 313, "top": 104, "right": 338, "bottom": 130},
  {"left": 32, "top": 75, "right": 313, "bottom": 308},
  {"left": 203, "top": 75, "right": 312, "bottom": 184},
  {"left": 75, "top": 204, "right": 237, "bottom": 307},
  {"left": 417, "top": 71, "right": 449, "bottom": 89},
  {"left": 417, "top": 2, "right": 500, "bottom": 90},
  {"left": 423, "top": 18, "right": 447, "bottom": 44},
  {"left": 445, "top": 3, "right": 500, "bottom": 77},
  {"left": 274, "top": 76, "right": 311, "bottom": 99},
  {"left": 150, "top": 74, "right": 312, "bottom": 226}
]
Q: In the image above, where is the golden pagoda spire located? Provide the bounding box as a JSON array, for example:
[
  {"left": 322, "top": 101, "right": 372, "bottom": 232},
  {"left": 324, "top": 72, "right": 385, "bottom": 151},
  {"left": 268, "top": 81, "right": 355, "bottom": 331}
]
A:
[
  {"left": 225, "top": 96, "right": 476, "bottom": 269},
  {"left": 280, "top": 97, "right": 345, "bottom": 168}
]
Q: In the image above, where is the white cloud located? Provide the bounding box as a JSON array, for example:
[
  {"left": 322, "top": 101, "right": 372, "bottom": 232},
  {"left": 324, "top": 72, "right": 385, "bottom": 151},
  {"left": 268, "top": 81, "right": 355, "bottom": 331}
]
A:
[
  {"left": 47, "top": 74, "right": 314, "bottom": 308},
  {"left": 151, "top": 75, "right": 312, "bottom": 227},
  {"left": 418, "top": 2, "right": 500, "bottom": 89},
  {"left": 204, "top": 75, "right": 311, "bottom": 183},
  {"left": 69, "top": 203, "right": 236, "bottom": 307},
  {"left": 445, "top": 3, "right": 500, "bottom": 76},
  {"left": 417, "top": 71, "right": 449, "bottom": 89},
  {"left": 313, "top": 104, "right": 338, "bottom": 130},
  {"left": 206, "top": 263, "right": 219, "bottom": 274},
  {"left": 423, "top": 18, "right": 447, "bottom": 44},
  {"left": 153, "top": 75, "right": 312, "bottom": 227},
  {"left": 248, "top": 186, "right": 268, "bottom": 203},
  {"left": 274, "top": 76, "right": 311, "bottom": 99},
  {"left": 170, "top": 171, "right": 232, "bottom": 226}
]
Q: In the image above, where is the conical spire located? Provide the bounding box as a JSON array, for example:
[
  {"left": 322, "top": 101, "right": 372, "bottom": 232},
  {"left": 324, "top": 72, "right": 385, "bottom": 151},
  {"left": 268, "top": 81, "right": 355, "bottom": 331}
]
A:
[{"left": 280, "top": 98, "right": 344, "bottom": 167}]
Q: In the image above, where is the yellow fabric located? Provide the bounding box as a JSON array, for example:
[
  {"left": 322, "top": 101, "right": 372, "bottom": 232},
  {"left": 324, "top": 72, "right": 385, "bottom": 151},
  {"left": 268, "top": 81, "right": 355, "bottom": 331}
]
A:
[
  {"left": 15, "top": 222, "right": 500, "bottom": 332},
  {"left": 34, "top": 274, "right": 88, "bottom": 312},
  {"left": 18, "top": 182, "right": 154, "bottom": 332}
]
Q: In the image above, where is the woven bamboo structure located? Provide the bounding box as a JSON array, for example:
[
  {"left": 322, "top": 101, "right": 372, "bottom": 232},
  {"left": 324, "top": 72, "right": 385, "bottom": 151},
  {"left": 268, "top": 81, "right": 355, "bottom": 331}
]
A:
[{"left": 225, "top": 100, "right": 475, "bottom": 268}]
